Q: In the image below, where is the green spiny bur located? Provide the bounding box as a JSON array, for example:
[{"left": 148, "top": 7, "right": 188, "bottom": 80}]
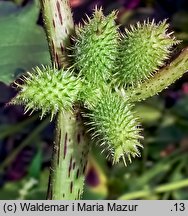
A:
[
  {"left": 11, "top": 66, "right": 82, "bottom": 120},
  {"left": 73, "top": 7, "right": 118, "bottom": 83},
  {"left": 84, "top": 90, "right": 143, "bottom": 165},
  {"left": 114, "top": 20, "right": 178, "bottom": 87}
]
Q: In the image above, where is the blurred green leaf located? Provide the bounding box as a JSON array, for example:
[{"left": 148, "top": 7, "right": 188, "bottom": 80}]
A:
[
  {"left": 136, "top": 104, "right": 161, "bottom": 124},
  {"left": 18, "top": 177, "right": 38, "bottom": 199},
  {"left": 0, "top": 170, "right": 49, "bottom": 200},
  {"left": 0, "top": 182, "right": 20, "bottom": 199},
  {"left": 83, "top": 186, "right": 107, "bottom": 200},
  {"left": 0, "top": 177, "right": 37, "bottom": 199},
  {"left": 28, "top": 147, "right": 42, "bottom": 179},
  {"left": 128, "top": 151, "right": 182, "bottom": 189},
  {"left": 170, "top": 157, "right": 188, "bottom": 199},
  {"left": 0, "top": 1, "right": 50, "bottom": 84},
  {"left": 26, "top": 169, "right": 49, "bottom": 199},
  {"left": 25, "top": 189, "right": 46, "bottom": 200}
]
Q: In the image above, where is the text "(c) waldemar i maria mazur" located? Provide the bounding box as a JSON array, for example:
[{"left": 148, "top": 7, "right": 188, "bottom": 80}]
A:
[{"left": 19, "top": 202, "right": 139, "bottom": 212}]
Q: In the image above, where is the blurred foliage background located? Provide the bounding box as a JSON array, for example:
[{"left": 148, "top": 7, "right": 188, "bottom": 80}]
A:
[{"left": 0, "top": 0, "right": 188, "bottom": 200}]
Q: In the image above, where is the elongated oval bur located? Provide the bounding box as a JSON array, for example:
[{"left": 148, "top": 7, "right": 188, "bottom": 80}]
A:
[
  {"left": 10, "top": 66, "right": 82, "bottom": 120},
  {"left": 72, "top": 7, "right": 119, "bottom": 84},
  {"left": 114, "top": 20, "right": 179, "bottom": 87},
  {"left": 84, "top": 90, "right": 143, "bottom": 165}
]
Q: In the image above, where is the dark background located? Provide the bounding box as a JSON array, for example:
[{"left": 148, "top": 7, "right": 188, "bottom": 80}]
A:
[{"left": 0, "top": 0, "right": 188, "bottom": 199}]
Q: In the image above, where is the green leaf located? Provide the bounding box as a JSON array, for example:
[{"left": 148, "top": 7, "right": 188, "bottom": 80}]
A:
[
  {"left": 135, "top": 104, "right": 161, "bottom": 124},
  {"left": 0, "top": 182, "right": 20, "bottom": 199},
  {"left": 0, "top": 2, "right": 50, "bottom": 84},
  {"left": 28, "top": 147, "right": 42, "bottom": 179},
  {"left": 0, "top": 1, "right": 19, "bottom": 16}
]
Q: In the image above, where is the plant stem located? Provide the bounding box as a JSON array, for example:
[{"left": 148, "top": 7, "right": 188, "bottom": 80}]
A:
[
  {"left": 51, "top": 111, "right": 89, "bottom": 199},
  {"left": 40, "top": 0, "right": 74, "bottom": 69},
  {"left": 126, "top": 47, "right": 188, "bottom": 102},
  {"left": 40, "top": 0, "right": 90, "bottom": 199},
  {"left": 118, "top": 179, "right": 188, "bottom": 200}
]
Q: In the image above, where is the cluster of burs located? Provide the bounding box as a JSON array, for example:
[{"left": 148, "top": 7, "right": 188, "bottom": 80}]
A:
[{"left": 12, "top": 8, "right": 178, "bottom": 165}]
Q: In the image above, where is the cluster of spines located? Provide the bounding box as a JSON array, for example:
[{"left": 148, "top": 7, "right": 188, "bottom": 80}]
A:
[
  {"left": 84, "top": 90, "right": 143, "bottom": 165},
  {"left": 11, "top": 66, "right": 82, "bottom": 120},
  {"left": 72, "top": 7, "right": 119, "bottom": 83},
  {"left": 114, "top": 19, "right": 178, "bottom": 87}
]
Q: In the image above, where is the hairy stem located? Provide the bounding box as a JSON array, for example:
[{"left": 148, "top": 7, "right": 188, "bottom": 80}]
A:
[
  {"left": 126, "top": 47, "right": 188, "bottom": 102},
  {"left": 40, "top": 0, "right": 89, "bottom": 199},
  {"left": 40, "top": 0, "right": 74, "bottom": 69},
  {"left": 51, "top": 111, "right": 89, "bottom": 199}
]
